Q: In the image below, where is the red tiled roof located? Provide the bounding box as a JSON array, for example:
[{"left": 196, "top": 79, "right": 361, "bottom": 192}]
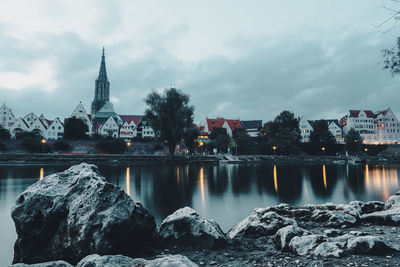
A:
[
  {"left": 349, "top": 110, "right": 374, "bottom": 118},
  {"left": 206, "top": 118, "right": 226, "bottom": 131},
  {"left": 206, "top": 118, "right": 241, "bottom": 132},
  {"left": 119, "top": 115, "right": 143, "bottom": 125},
  {"left": 226, "top": 119, "right": 241, "bottom": 131}
]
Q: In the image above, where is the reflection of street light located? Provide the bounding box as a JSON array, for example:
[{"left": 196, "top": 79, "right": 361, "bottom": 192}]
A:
[
  {"left": 198, "top": 141, "right": 204, "bottom": 147},
  {"left": 41, "top": 139, "right": 46, "bottom": 153},
  {"left": 273, "top": 146, "right": 277, "bottom": 156},
  {"left": 321, "top": 146, "right": 325, "bottom": 156}
]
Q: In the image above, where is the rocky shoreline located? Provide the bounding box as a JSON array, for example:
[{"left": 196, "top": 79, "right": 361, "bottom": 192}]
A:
[{"left": 10, "top": 164, "right": 400, "bottom": 266}]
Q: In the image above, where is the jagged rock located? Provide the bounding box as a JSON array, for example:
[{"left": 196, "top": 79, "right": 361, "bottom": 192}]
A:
[
  {"left": 350, "top": 200, "right": 385, "bottom": 214},
  {"left": 309, "top": 204, "right": 360, "bottom": 227},
  {"left": 76, "top": 254, "right": 146, "bottom": 267},
  {"left": 385, "top": 192, "right": 400, "bottom": 210},
  {"left": 313, "top": 241, "right": 346, "bottom": 257},
  {"left": 147, "top": 254, "right": 198, "bottom": 267},
  {"left": 346, "top": 236, "right": 398, "bottom": 255},
  {"left": 289, "top": 235, "right": 326, "bottom": 256},
  {"left": 157, "top": 207, "right": 229, "bottom": 248},
  {"left": 228, "top": 209, "right": 297, "bottom": 239},
  {"left": 274, "top": 225, "right": 308, "bottom": 250},
  {"left": 323, "top": 229, "right": 342, "bottom": 237},
  {"left": 10, "top": 261, "right": 73, "bottom": 267},
  {"left": 11, "top": 163, "right": 156, "bottom": 265}
]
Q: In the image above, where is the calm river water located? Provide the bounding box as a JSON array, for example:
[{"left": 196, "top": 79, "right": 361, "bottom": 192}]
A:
[{"left": 1, "top": 162, "right": 399, "bottom": 265}]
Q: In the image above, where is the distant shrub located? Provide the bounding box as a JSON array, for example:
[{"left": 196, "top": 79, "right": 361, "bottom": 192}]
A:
[
  {"left": 22, "top": 137, "right": 50, "bottom": 153},
  {"left": 0, "top": 126, "right": 11, "bottom": 139},
  {"left": 96, "top": 138, "right": 126, "bottom": 154},
  {"left": 54, "top": 140, "right": 70, "bottom": 152},
  {"left": 0, "top": 142, "right": 7, "bottom": 152},
  {"left": 16, "top": 131, "right": 42, "bottom": 139}
]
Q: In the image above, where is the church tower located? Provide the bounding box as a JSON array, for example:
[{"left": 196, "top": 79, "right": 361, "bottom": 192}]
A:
[{"left": 91, "top": 47, "right": 110, "bottom": 116}]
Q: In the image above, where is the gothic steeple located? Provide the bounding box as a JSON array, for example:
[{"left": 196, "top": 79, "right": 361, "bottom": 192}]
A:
[
  {"left": 91, "top": 47, "right": 111, "bottom": 116},
  {"left": 98, "top": 47, "right": 108, "bottom": 80}
]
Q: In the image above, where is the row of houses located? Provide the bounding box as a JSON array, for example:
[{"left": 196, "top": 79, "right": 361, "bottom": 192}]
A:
[
  {"left": 0, "top": 102, "right": 156, "bottom": 141},
  {"left": 300, "top": 108, "right": 400, "bottom": 144}
]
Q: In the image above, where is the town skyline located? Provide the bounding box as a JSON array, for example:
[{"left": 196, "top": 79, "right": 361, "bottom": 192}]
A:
[{"left": 1, "top": 1, "right": 400, "bottom": 123}]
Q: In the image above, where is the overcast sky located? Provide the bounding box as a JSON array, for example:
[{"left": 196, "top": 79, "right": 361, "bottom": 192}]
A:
[{"left": 0, "top": 0, "right": 399, "bottom": 123}]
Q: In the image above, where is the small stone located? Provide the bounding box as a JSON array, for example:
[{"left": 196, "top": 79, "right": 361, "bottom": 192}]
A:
[
  {"left": 386, "top": 255, "right": 392, "bottom": 259},
  {"left": 210, "top": 261, "right": 217, "bottom": 265},
  {"left": 164, "top": 248, "right": 169, "bottom": 252},
  {"left": 341, "top": 225, "right": 347, "bottom": 229},
  {"left": 199, "top": 261, "right": 206, "bottom": 266},
  {"left": 229, "top": 257, "right": 235, "bottom": 261},
  {"left": 224, "top": 252, "right": 229, "bottom": 256},
  {"left": 295, "top": 259, "right": 300, "bottom": 264}
]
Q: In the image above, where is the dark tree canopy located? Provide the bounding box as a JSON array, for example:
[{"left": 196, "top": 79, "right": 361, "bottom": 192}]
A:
[
  {"left": 209, "top": 127, "right": 230, "bottom": 153},
  {"left": 345, "top": 128, "right": 363, "bottom": 153},
  {"left": 0, "top": 126, "right": 11, "bottom": 139},
  {"left": 309, "top": 120, "right": 337, "bottom": 155},
  {"left": 232, "top": 128, "right": 252, "bottom": 155},
  {"left": 144, "top": 88, "right": 194, "bottom": 159},
  {"left": 15, "top": 131, "right": 41, "bottom": 139},
  {"left": 64, "top": 117, "right": 89, "bottom": 140},
  {"left": 264, "top": 111, "right": 301, "bottom": 155},
  {"left": 183, "top": 126, "right": 200, "bottom": 154}
]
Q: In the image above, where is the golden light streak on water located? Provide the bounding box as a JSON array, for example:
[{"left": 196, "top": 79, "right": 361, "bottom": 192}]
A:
[
  {"left": 364, "top": 165, "right": 399, "bottom": 201},
  {"left": 199, "top": 167, "right": 205, "bottom": 205},
  {"left": 126, "top": 167, "right": 130, "bottom": 196},
  {"left": 177, "top": 167, "right": 180, "bottom": 184},
  {"left": 322, "top": 164, "right": 327, "bottom": 190},
  {"left": 273, "top": 165, "right": 278, "bottom": 193},
  {"left": 364, "top": 164, "right": 370, "bottom": 188},
  {"left": 39, "top": 168, "right": 44, "bottom": 180}
]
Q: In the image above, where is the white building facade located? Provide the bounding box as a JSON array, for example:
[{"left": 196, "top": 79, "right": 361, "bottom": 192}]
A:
[{"left": 1, "top": 103, "right": 17, "bottom": 130}]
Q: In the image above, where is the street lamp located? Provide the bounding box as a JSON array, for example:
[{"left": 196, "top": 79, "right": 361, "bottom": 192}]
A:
[
  {"left": 273, "top": 146, "right": 277, "bottom": 156},
  {"left": 41, "top": 139, "right": 46, "bottom": 153},
  {"left": 126, "top": 141, "right": 131, "bottom": 153},
  {"left": 321, "top": 146, "right": 325, "bottom": 156},
  {"left": 364, "top": 148, "right": 368, "bottom": 154}
]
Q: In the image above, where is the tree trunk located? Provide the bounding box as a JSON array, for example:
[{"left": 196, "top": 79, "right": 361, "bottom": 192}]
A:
[{"left": 168, "top": 142, "right": 176, "bottom": 160}]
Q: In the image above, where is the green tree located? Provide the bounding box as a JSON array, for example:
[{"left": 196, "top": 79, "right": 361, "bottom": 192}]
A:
[
  {"left": 232, "top": 128, "right": 252, "bottom": 155},
  {"left": 183, "top": 126, "right": 200, "bottom": 154},
  {"left": 309, "top": 120, "right": 337, "bottom": 155},
  {"left": 64, "top": 117, "right": 89, "bottom": 140},
  {"left": 144, "top": 88, "right": 194, "bottom": 159},
  {"left": 345, "top": 128, "right": 363, "bottom": 153},
  {"left": 209, "top": 127, "right": 230, "bottom": 153},
  {"left": 0, "top": 126, "right": 11, "bottom": 139},
  {"left": 264, "top": 111, "right": 301, "bottom": 155}
]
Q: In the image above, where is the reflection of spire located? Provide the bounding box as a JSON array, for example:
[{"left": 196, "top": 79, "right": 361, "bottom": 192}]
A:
[
  {"left": 39, "top": 168, "right": 44, "bottom": 180},
  {"left": 322, "top": 165, "right": 327, "bottom": 190},
  {"left": 126, "top": 167, "right": 130, "bottom": 196},
  {"left": 273, "top": 165, "right": 278, "bottom": 193}
]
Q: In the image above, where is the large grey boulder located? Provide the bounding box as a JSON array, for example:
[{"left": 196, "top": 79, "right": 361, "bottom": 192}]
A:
[
  {"left": 11, "top": 163, "right": 156, "bottom": 265},
  {"left": 228, "top": 209, "right": 297, "bottom": 239},
  {"left": 76, "top": 254, "right": 198, "bottom": 267},
  {"left": 361, "top": 192, "right": 400, "bottom": 225},
  {"left": 76, "top": 254, "right": 146, "bottom": 267},
  {"left": 274, "top": 225, "right": 308, "bottom": 250},
  {"left": 157, "top": 207, "right": 230, "bottom": 248},
  {"left": 10, "top": 261, "right": 73, "bottom": 267}
]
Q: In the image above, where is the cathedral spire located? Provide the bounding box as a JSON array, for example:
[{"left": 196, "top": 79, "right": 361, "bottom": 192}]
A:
[{"left": 98, "top": 47, "right": 107, "bottom": 80}]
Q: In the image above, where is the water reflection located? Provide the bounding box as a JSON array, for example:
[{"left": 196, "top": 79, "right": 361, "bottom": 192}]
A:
[
  {"left": 273, "top": 165, "right": 278, "bottom": 193},
  {"left": 126, "top": 167, "right": 130, "bottom": 196},
  {"left": 199, "top": 167, "right": 206, "bottom": 207},
  {"left": 39, "top": 168, "right": 44, "bottom": 181},
  {"left": 364, "top": 164, "right": 399, "bottom": 200},
  {"left": 2, "top": 163, "right": 400, "bottom": 266}
]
